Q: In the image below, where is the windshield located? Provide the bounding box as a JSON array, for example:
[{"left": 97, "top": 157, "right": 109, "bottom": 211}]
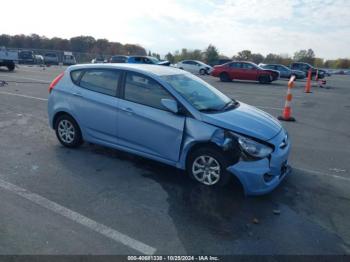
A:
[
  {"left": 161, "top": 73, "right": 234, "bottom": 112},
  {"left": 149, "top": 57, "right": 160, "bottom": 63}
]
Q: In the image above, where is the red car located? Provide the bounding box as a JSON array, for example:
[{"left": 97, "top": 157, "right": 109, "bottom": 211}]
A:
[{"left": 211, "top": 61, "right": 280, "bottom": 84}]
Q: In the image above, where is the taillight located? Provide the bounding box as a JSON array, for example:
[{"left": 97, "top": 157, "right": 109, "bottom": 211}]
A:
[{"left": 49, "top": 72, "right": 64, "bottom": 93}]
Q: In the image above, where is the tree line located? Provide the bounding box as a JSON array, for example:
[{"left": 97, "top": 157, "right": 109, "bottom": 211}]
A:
[
  {"left": 1, "top": 34, "right": 349, "bottom": 68},
  {"left": 0, "top": 34, "right": 146, "bottom": 56},
  {"left": 165, "top": 47, "right": 350, "bottom": 69}
]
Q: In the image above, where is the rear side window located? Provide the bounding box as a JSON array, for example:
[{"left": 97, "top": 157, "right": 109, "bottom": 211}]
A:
[
  {"left": 111, "top": 57, "right": 126, "bottom": 63},
  {"left": 292, "top": 63, "right": 300, "bottom": 70},
  {"left": 70, "top": 70, "right": 83, "bottom": 84},
  {"left": 134, "top": 57, "right": 142, "bottom": 62},
  {"left": 242, "top": 63, "right": 255, "bottom": 69},
  {"left": 79, "top": 69, "right": 120, "bottom": 96},
  {"left": 124, "top": 72, "right": 173, "bottom": 110},
  {"left": 229, "top": 62, "right": 240, "bottom": 68},
  {"left": 46, "top": 53, "right": 57, "bottom": 57}
]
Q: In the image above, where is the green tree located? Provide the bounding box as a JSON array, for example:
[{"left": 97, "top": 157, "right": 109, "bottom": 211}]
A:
[
  {"left": 235, "top": 50, "right": 252, "bottom": 61},
  {"left": 335, "top": 59, "right": 350, "bottom": 69},
  {"left": 70, "top": 36, "right": 96, "bottom": 52},
  {"left": 165, "top": 52, "right": 175, "bottom": 63},
  {"left": 204, "top": 44, "right": 219, "bottom": 65},
  {"left": 0, "top": 34, "right": 11, "bottom": 47},
  {"left": 152, "top": 53, "right": 161, "bottom": 60},
  {"left": 251, "top": 53, "right": 264, "bottom": 64},
  {"left": 293, "top": 49, "right": 315, "bottom": 64},
  {"left": 314, "top": 57, "right": 324, "bottom": 67}
]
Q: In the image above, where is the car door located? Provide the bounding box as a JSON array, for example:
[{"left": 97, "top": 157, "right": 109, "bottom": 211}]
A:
[
  {"left": 117, "top": 71, "right": 185, "bottom": 163},
  {"left": 277, "top": 66, "right": 289, "bottom": 78},
  {"left": 228, "top": 62, "right": 241, "bottom": 79},
  {"left": 241, "top": 63, "right": 258, "bottom": 80},
  {"left": 191, "top": 61, "right": 201, "bottom": 73},
  {"left": 184, "top": 61, "right": 195, "bottom": 73},
  {"left": 70, "top": 68, "right": 120, "bottom": 145}
]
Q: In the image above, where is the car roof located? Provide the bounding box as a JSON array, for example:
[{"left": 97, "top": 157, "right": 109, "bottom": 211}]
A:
[
  {"left": 68, "top": 63, "right": 184, "bottom": 76},
  {"left": 182, "top": 60, "right": 202, "bottom": 63},
  {"left": 265, "top": 64, "right": 287, "bottom": 67}
]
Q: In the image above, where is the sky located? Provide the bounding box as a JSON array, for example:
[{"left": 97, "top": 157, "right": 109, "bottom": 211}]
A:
[{"left": 1, "top": 0, "right": 350, "bottom": 59}]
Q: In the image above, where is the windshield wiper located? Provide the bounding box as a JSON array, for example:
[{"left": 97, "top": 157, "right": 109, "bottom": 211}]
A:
[
  {"left": 198, "top": 108, "right": 221, "bottom": 113},
  {"left": 220, "top": 99, "right": 238, "bottom": 111}
]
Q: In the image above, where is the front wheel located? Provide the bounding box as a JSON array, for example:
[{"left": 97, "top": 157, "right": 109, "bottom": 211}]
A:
[
  {"left": 55, "top": 115, "right": 83, "bottom": 148},
  {"left": 187, "top": 147, "right": 231, "bottom": 187},
  {"left": 7, "top": 62, "right": 15, "bottom": 72},
  {"left": 199, "top": 68, "right": 206, "bottom": 75}
]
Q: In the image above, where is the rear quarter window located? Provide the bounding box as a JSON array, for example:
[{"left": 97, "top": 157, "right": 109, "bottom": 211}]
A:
[
  {"left": 70, "top": 70, "right": 83, "bottom": 84},
  {"left": 79, "top": 69, "right": 120, "bottom": 96}
]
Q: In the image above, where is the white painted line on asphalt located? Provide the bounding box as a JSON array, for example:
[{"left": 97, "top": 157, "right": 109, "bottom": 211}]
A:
[
  {"left": 0, "top": 91, "right": 48, "bottom": 101},
  {"left": 0, "top": 178, "right": 156, "bottom": 255},
  {"left": 0, "top": 74, "right": 50, "bottom": 83},
  {"left": 295, "top": 167, "right": 350, "bottom": 182}
]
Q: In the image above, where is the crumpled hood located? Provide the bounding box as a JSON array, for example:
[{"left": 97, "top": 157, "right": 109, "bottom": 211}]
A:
[{"left": 201, "top": 102, "right": 282, "bottom": 141}]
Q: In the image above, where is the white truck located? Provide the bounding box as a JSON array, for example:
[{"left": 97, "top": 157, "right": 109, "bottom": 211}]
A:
[{"left": 0, "top": 47, "right": 18, "bottom": 71}]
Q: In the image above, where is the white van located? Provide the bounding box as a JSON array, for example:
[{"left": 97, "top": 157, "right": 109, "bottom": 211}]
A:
[{"left": 63, "top": 51, "right": 76, "bottom": 65}]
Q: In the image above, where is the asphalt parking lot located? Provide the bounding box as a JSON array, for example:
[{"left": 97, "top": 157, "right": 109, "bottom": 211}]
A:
[{"left": 0, "top": 65, "right": 349, "bottom": 255}]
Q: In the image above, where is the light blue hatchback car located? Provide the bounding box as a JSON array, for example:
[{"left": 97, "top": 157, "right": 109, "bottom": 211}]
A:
[{"left": 48, "top": 64, "right": 291, "bottom": 195}]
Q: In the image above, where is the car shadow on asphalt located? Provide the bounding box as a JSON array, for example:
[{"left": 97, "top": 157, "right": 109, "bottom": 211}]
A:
[
  {"left": 76, "top": 143, "right": 294, "bottom": 251},
  {"left": 55, "top": 142, "right": 348, "bottom": 254}
]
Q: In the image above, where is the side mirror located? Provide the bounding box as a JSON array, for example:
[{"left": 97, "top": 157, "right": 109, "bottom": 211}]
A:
[{"left": 161, "top": 99, "right": 178, "bottom": 114}]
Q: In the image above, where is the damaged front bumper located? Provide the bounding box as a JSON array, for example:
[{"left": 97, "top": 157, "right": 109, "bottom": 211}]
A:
[{"left": 227, "top": 131, "right": 291, "bottom": 196}]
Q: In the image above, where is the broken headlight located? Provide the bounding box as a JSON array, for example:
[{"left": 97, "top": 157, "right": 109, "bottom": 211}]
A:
[{"left": 232, "top": 133, "right": 273, "bottom": 159}]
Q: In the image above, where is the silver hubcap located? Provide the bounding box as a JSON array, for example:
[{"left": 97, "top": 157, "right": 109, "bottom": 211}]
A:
[
  {"left": 192, "top": 155, "right": 221, "bottom": 185},
  {"left": 58, "top": 119, "right": 75, "bottom": 144}
]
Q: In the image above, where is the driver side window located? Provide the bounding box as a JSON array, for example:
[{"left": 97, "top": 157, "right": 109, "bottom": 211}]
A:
[{"left": 124, "top": 72, "right": 174, "bottom": 110}]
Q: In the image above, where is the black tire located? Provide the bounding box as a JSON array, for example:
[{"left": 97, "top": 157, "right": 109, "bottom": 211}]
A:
[
  {"left": 187, "top": 147, "right": 231, "bottom": 187},
  {"left": 54, "top": 114, "right": 83, "bottom": 148},
  {"left": 7, "top": 62, "right": 15, "bottom": 72},
  {"left": 219, "top": 72, "right": 231, "bottom": 82},
  {"left": 259, "top": 75, "right": 271, "bottom": 84},
  {"left": 179, "top": 67, "right": 184, "bottom": 70},
  {"left": 199, "top": 68, "right": 206, "bottom": 75}
]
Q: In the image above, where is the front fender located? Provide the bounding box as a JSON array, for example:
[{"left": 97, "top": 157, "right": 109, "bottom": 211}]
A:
[{"left": 177, "top": 118, "right": 235, "bottom": 169}]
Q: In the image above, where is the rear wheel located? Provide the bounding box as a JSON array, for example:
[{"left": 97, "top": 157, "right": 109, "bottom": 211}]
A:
[
  {"left": 219, "top": 72, "right": 231, "bottom": 82},
  {"left": 55, "top": 114, "right": 83, "bottom": 148},
  {"left": 187, "top": 147, "right": 231, "bottom": 187},
  {"left": 7, "top": 62, "right": 15, "bottom": 72},
  {"left": 259, "top": 75, "right": 271, "bottom": 84}
]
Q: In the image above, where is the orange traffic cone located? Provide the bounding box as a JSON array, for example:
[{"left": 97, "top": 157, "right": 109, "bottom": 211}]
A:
[
  {"left": 278, "top": 75, "right": 296, "bottom": 122},
  {"left": 304, "top": 69, "right": 312, "bottom": 93}
]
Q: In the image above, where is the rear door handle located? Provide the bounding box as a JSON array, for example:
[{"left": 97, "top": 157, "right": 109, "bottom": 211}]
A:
[
  {"left": 121, "top": 107, "right": 134, "bottom": 114},
  {"left": 72, "top": 92, "right": 83, "bottom": 97}
]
